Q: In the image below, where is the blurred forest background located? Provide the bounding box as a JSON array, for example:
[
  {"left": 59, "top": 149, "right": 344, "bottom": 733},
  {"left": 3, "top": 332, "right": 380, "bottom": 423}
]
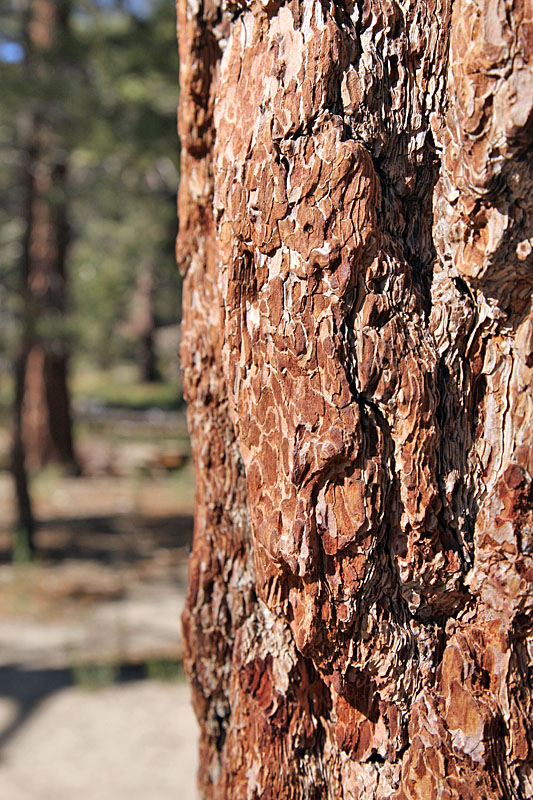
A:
[
  {"left": 1, "top": 0, "right": 185, "bottom": 550},
  {"left": 0, "top": 4, "right": 198, "bottom": 796}
]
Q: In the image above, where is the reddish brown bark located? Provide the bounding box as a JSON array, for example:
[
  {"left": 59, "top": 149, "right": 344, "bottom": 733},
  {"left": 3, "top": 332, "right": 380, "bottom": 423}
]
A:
[
  {"left": 178, "top": 0, "right": 533, "bottom": 796},
  {"left": 17, "top": 0, "right": 77, "bottom": 474}
]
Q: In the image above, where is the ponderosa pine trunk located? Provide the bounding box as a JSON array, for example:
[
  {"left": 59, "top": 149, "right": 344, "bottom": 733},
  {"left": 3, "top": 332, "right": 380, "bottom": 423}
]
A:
[
  {"left": 16, "top": 0, "right": 77, "bottom": 475},
  {"left": 177, "top": 0, "right": 533, "bottom": 795}
]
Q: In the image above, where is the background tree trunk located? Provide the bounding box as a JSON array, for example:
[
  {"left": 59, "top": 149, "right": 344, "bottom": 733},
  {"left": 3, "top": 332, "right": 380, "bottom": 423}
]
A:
[
  {"left": 130, "top": 262, "right": 159, "bottom": 383},
  {"left": 178, "top": 0, "right": 533, "bottom": 795},
  {"left": 16, "top": 0, "right": 77, "bottom": 475},
  {"left": 12, "top": 346, "right": 36, "bottom": 554}
]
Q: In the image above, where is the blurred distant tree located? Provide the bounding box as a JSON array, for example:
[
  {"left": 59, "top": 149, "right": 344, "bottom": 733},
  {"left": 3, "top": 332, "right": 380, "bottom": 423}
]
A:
[
  {"left": 14, "top": 0, "right": 78, "bottom": 475},
  {"left": 1, "top": 0, "right": 180, "bottom": 394},
  {"left": 129, "top": 260, "right": 158, "bottom": 382},
  {"left": 0, "top": 0, "right": 179, "bottom": 547},
  {"left": 69, "top": 0, "right": 180, "bottom": 380}
]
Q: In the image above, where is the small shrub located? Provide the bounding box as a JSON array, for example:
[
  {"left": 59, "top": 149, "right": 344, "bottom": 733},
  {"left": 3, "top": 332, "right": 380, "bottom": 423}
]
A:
[
  {"left": 72, "top": 659, "right": 118, "bottom": 691},
  {"left": 145, "top": 658, "right": 185, "bottom": 682}
]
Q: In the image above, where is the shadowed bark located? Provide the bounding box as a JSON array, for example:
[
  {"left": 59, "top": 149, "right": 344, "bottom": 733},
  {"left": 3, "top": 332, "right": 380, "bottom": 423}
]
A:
[{"left": 178, "top": 0, "right": 533, "bottom": 796}]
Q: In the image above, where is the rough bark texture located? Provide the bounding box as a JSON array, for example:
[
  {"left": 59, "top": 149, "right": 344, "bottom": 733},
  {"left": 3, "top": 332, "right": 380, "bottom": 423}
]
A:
[{"left": 178, "top": 0, "right": 533, "bottom": 796}]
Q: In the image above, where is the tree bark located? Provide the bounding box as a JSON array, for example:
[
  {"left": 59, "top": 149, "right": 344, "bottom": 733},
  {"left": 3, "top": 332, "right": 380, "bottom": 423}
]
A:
[
  {"left": 16, "top": 0, "right": 77, "bottom": 474},
  {"left": 131, "top": 262, "right": 160, "bottom": 383},
  {"left": 178, "top": 0, "right": 533, "bottom": 796}
]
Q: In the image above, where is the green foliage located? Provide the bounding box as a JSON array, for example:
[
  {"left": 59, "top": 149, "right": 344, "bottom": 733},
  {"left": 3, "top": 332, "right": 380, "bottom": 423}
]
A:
[
  {"left": 0, "top": 0, "right": 181, "bottom": 379},
  {"left": 71, "top": 659, "right": 119, "bottom": 691},
  {"left": 69, "top": 0, "right": 181, "bottom": 365},
  {"left": 73, "top": 363, "right": 182, "bottom": 410},
  {"left": 12, "top": 525, "right": 33, "bottom": 564},
  {"left": 145, "top": 657, "right": 185, "bottom": 682},
  {"left": 71, "top": 657, "right": 185, "bottom": 690}
]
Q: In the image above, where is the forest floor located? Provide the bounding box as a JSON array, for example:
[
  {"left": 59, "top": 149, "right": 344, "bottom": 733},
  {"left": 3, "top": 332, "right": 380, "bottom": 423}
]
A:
[{"left": 0, "top": 410, "right": 199, "bottom": 800}]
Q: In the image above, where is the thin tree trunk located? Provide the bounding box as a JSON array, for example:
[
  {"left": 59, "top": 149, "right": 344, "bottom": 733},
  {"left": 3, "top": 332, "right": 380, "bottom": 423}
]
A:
[
  {"left": 16, "top": 0, "right": 77, "bottom": 475},
  {"left": 12, "top": 105, "right": 38, "bottom": 555},
  {"left": 131, "top": 262, "right": 159, "bottom": 383},
  {"left": 12, "top": 349, "right": 36, "bottom": 555},
  {"left": 178, "top": 0, "right": 533, "bottom": 796}
]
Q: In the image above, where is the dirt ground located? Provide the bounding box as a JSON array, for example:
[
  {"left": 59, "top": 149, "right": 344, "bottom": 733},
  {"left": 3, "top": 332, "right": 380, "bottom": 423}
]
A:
[
  {"left": 0, "top": 680, "right": 198, "bottom": 800},
  {"left": 0, "top": 427, "right": 200, "bottom": 800}
]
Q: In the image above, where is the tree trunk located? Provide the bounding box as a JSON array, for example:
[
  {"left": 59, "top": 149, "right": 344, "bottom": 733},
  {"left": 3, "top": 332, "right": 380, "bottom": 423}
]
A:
[
  {"left": 131, "top": 262, "right": 159, "bottom": 383},
  {"left": 178, "top": 0, "right": 533, "bottom": 795},
  {"left": 12, "top": 349, "right": 36, "bottom": 555},
  {"left": 16, "top": 0, "right": 77, "bottom": 474}
]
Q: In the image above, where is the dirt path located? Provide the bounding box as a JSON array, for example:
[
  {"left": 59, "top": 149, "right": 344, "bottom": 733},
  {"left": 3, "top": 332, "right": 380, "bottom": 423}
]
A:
[
  {"left": 0, "top": 681, "right": 198, "bottom": 800},
  {"left": 0, "top": 455, "right": 200, "bottom": 799}
]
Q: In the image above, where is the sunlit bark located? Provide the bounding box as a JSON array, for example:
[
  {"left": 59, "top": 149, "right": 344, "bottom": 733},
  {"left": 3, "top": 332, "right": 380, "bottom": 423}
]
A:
[{"left": 178, "top": 0, "right": 533, "bottom": 795}]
